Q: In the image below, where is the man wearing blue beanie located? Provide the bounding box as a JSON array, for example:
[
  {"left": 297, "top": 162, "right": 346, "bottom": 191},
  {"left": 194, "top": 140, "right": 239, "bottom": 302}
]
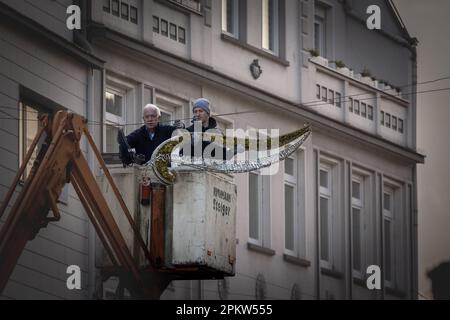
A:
[{"left": 187, "top": 98, "right": 220, "bottom": 132}]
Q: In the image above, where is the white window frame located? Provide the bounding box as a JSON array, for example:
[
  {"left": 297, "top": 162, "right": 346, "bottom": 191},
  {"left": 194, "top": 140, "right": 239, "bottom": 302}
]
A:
[
  {"left": 351, "top": 174, "right": 364, "bottom": 278},
  {"left": 283, "top": 149, "right": 307, "bottom": 258},
  {"left": 328, "top": 89, "right": 334, "bottom": 105},
  {"left": 361, "top": 102, "right": 367, "bottom": 118},
  {"left": 319, "top": 163, "right": 333, "bottom": 269},
  {"left": 314, "top": 4, "right": 326, "bottom": 57},
  {"left": 222, "top": 0, "right": 239, "bottom": 38},
  {"left": 248, "top": 170, "right": 271, "bottom": 248},
  {"left": 284, "top": 155, "right": 297, "bottom": 256},
  {"left": 368, "top": 105, "right": 374, "bottom": 120},
  {"left": 262, "top": 0, "right": 279, "bottom": 54},
  {"left": 383, "top": 186, "right": 395, "bottom": 288},
  {"left": 105, "top": 86, "right": 126, "bottom": 153}
]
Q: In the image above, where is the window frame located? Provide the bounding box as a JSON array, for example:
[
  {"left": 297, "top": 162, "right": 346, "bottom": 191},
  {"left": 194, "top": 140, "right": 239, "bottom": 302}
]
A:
[
  {"left": 383, "top": 186, "right": 395, "bottom": 288},
  {"left": 385, "top": 113, "right": 391, "bottom": 128},
  {"left": 314, "top": 2, "right": 329, "bottom": 58},
  {"left": 104, "top": 86, "right": 127, "bottom": 154},
  {"left": 354, "top": 100, "right": 360, "bottom": 115},
  {"left": 328, "top": 89, "right": 334, "bottom": 105},
  {"left": 351, "top": 173, "right": 366, "bottom": 278},
  {"left": 335, "top": 92, "right": 341, "bottom": 108},
  {"left": 222, "top": 0, "right": 240, "bottom": 38},
  {"left": 368, "top": 105, "right": 373, "bottom": 120},
  {"left": 361, "top": 102, "right": 367, "bottom": 118},
  {"left": 319, "top": 163, "right": 333, "bottom": 269},
  {"left": 398, "top": 118, "right": 404, "bottom": 133},
  {"left": 262, "top": 0, "right": 279, "bottom": 54},
  {"left": 248, "top": 170, "right": 271, "bottom": 248},
  {"left": 284, "top": 155, "right": 297, "bottom": 256}
]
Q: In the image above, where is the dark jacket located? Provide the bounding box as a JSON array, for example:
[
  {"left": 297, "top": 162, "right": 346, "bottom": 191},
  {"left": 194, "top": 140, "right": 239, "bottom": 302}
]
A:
[
  {"left": 186, "top": 117, "right": 234, "bottom": 160},
  {"left": 186, "top": 117, "right": 221, "bottom": 133},
  {"left": 126, "top": 124, "right": 177, "bottom": 163}
]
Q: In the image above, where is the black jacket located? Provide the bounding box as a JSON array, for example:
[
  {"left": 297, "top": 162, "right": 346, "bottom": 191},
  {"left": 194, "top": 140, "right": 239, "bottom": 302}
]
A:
[
  {"left": 126, "top": 124, "right": 177, "bottom": 163},
  {"left": 186, "top": 117, "right": 235, "bottom": 160},
  {"left": 187, "top": 117, "right": 221, "bottom": 133}
]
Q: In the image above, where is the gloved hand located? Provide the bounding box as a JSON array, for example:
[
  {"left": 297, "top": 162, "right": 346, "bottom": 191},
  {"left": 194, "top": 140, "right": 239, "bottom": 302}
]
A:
[{"left": 173, "top": 120, "right": 185, "bottom": 129}]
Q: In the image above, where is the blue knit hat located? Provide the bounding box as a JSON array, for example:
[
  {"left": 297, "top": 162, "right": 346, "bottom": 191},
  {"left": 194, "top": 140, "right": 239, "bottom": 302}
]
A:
[{"left": 192, "top": 98, "right": 211, "bottom": 115}]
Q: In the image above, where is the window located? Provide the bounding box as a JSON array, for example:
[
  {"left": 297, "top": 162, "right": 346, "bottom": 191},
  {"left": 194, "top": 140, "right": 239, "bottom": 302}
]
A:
[
  {"left": 103, "top": 0, "right": 111, "bottom": 13},
  {"left": 383, "top": 188, "right": 394, "bottom": 286},
  {"left": 314, "top": 3, "right": 327, "bottom": 57},
  {"left": 19, "top": 98, "right": 69, "bottom": 204},
  {"left": 349, "top": 98, "right": 353, "bottom": 113},
  {"left": 351, "top": 176, "right": 364, "bottom": 276},
  {"left": 178, "top": 27, "right": 186, "bottom": 44},
  {"left": 398, "top": 118, "right": 404, "bottom": 133},
  {"left": 385, "top": 113, "right": 391, "bottom": 128},
  {"left": 319, "top": 166, "right": 332, "bottom": 265},
  {"left": 130, "top": 6, "right": 138, "bottom": 24},
  {"left": 161, "top": 19, "right": 168, "bottom": 37},
  {"left": 222, "top": 0, "right": 239, "bottom": 38},
  {"left": 284, "top": 151, "right": 306, "bottom": 258},
  {"left": 368, "top": 105, "right": 373, "bottom": 120},
  {"left": 170, "top": 23, "right": 177, "bottom": 40},
  {"left": 316, "top": 84, "right": 321, "bottom": 99},
  {"left": 392, "top": 116, "right": 397, "bottom": 131},
  {"left": 321, "top": 86, "right": 327, "bottom": 102},
  {"left": 121, "top": 2, "right": 129, "bottom": 20},
  {"left": 111, "top": 0, "right": 119, "bottom": 16},
  {"left": 249, "top": 172, "right": 271, "bottom": 248},
  {"left": 335, "top": 92, "right": 341, "bottom": 108},
  {"left": 105, "top": 88, "right": 126, "bottom": 153},
  {"left": 354, "top": 100, "right": 360, "bottom": 115},
  {"left": 381, "top": 111, "right": 385, "bottom": 125},
  {"left": 19, "top": 103, "right": 49, "bottom": 180},
  {"left": 262, "top": 0, "right": 279, "bottom": 53},
  {"left": 285, "top": 157, "right": 296, "bottom": 253},
  {"left": 328, "top": 89, "right": 334, "bottom": 105},
  {"left": 153, "top": 16, "right": 159, "bottom": 33},
  {"left": 361, "top": 103, "right": 367, "bottom": 118}
]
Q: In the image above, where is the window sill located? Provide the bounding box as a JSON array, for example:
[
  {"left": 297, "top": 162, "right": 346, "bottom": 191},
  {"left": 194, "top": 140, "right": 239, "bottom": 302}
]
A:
[
  {"left": 102, "top": 153, "right": 122, "bottom": 165},
  {"left": 321, "top": 267, "right": 344, "bottom": 279},
  {"left": 247, "top": 242, "right": 275, "bottom": 256},
  {"left": 283, "top": 254, "right": 311, "bottom": 268},
  {"left": 221, "top": 33, "right": 290, "bottom": 67}
]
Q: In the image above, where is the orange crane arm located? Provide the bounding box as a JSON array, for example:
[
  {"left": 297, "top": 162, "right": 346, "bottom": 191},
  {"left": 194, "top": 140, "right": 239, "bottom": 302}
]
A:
[{"left": 0, "top": 111, "right": 153, "bottom": 297}]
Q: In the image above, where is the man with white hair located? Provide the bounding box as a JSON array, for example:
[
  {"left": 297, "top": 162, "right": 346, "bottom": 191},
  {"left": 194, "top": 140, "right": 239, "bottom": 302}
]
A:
[{"left": 121, "top": 104, "right": 178, "bottom": 163}]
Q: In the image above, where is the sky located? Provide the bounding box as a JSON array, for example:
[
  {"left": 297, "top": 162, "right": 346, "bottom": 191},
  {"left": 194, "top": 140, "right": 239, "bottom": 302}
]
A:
[{"left": 393, "top": 0, "right": 450, "bottom": 299}]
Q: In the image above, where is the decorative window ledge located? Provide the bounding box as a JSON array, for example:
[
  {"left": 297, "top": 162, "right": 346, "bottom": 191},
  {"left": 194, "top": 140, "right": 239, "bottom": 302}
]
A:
[
  {"left": 221, "top": 33, "right": 290, "bottom": 67},
  {"left": 247, "top": 242, "right": 275, "bottom": 256},
  {"left": 283, "top": 254, "right": 311, "bottom": 268},
  {"left": 321, "top": 267, "right": 344, "bottom": 279},
  {"left": 310, "top": 58, "right": 409, "bottom": 106}
]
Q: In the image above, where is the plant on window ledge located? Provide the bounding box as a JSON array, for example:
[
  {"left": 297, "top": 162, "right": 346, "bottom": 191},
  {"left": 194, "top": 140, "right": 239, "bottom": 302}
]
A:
[
  {"left": 361, "top": 66, "right": 372, "bottom": 78},
  {"left": 360, "top": 66, "right": 375, "bottom": 86},
  {"left": 308, "top": 48, "right": 320, "bottom": 57},
  {"left": 332, "top": 60, "right": 346, "bottom": 68},
  {"left": 308, "top": 49, "right": 328, "bottom": 67}
]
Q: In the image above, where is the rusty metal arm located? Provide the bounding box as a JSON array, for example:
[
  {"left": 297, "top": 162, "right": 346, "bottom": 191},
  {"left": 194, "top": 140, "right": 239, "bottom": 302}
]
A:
[{"left": 0, "top": 111, "right": 153, "bottom": 297}]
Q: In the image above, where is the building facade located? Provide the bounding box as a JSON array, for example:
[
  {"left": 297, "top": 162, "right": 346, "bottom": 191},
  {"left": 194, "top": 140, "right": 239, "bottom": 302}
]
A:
[{"left": 0, "top": 0, "right": 424, "bottom": 299}]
